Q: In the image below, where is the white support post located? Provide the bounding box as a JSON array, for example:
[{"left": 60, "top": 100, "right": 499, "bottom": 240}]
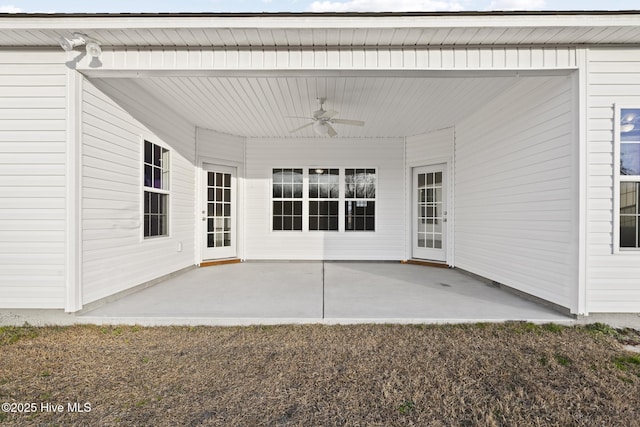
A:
[{"left": 64, "top": 62, "right": 83, "bottom": 312}]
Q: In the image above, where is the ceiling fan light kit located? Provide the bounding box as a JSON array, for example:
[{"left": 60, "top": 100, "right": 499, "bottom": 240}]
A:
[{"left": 288, "top": 97, "right": 365, "bottom": 137}]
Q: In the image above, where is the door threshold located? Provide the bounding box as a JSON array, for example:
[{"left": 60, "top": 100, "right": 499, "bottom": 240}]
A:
[
  {"left": 401, "top": 259, "right": 449, "bottom": 268},
  {"left": 200, "top": 258, "right": 241, "bottom": 268}
]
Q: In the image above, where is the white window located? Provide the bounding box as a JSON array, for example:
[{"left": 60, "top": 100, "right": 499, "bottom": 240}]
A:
[
  {"left": 616, "top": 107, "right": 640, "bottom": 249},
  {"left": 143, "top": 140, "right": 169, "bottom": 238},
  {"left": 271, "top": 168, "right": 376, "bottom": 232},
  {"left": 308, "top": 168, "right": 339, "bottom": 231},
  {"left": 272, "top": 168, "right": 303, "bottom": 231},
  {"left": 345, "top": 168, "right": 376, "bottom": 231}
]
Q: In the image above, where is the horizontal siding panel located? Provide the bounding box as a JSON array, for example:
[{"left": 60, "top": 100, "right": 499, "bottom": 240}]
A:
[
  {"left": 0, "top": 193, "right": 64, "bottom": 206},
  {"left": 0, "top": 119, "right": 65, "bottom": 131},
  {"left": 0, "top": 142, "right": 65, "bottom": 153},
  {"left": 0, "top": 187, "right": 65, "bottom": 198},
  {"left": 0, "top": 130, "right": 66, "bottom": 142},
  {"left": 0, "top": 241, "right": 64, "bottom": 254},
  {"left": 0, "top": 108, "right": 65, "bottom": 120},
  {"left": 0, "top": 230, "right": 64, "bottom": 242},
  {"left": 0, "top": 74, "right": 66, "bottom": 86},
  {"left": 0, "top": 152, "right": 65, "bottom": 164},
  {"left": 0, "top": 208, "right": 64, "bottom": 220},
  {"left": 0, "top": 86, "right": 65, "bottom": 97},
  {"left": 0, "top": 97, "right": 65, "bottom": 109},
  {"left": 0, "top": 175, "right": 65, "bottom": 187}
]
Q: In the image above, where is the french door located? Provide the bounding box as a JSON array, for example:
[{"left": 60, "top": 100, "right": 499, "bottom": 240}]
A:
[
  {"left": 413, "top": 164, "right": 447, "bottom": 262},
  {"left": 202, "top": 164, "right": 236, "bottom": 260}
]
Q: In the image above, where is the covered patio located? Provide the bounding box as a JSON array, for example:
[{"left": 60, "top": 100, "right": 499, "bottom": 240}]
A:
[{"left": 77, "top": 262, "right": 571, "bottom": 326}]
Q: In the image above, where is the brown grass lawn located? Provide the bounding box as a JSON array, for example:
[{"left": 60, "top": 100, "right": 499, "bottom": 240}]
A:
[{"left": 1, "top": 323, "right": 640, "bottom": 426}]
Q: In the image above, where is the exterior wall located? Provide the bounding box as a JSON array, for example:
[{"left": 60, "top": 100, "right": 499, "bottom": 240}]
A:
[
  {"left": 586, "top": 47, "right": 640, "bottom": 312},
  {"left": 454, "top": 76, "right": 577, "bottom": 311},
  {"left": 81, "top": 78, "right": 196, "bottom": 305},
  {"left": 244, "top": 137, "right": 405, "bottom": 260},
  {"left": 406, "top": 128, "right": 454, "bottom": 165},
  {"left": 197, "top": 127, "right": 245, "bottom": 163},
  {"left": 0, "top": 50, "right": 67, "bottom": 308}
]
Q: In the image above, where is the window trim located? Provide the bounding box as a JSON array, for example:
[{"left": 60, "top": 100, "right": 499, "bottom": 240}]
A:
[
  {"left": 141, "top": 138, "right": 170, "bottom": 240},
  {"left": 613, "top": 104, "right": 640, "bottom": 252}
]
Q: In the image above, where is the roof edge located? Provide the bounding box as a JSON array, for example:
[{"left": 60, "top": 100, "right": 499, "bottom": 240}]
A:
[{"left": 1, "top": 10, "right": 640, "bottom": 19}]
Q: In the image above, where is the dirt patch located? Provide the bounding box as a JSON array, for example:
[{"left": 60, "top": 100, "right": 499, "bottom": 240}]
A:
[{"left": 1, "top": 323, "right": 639, "bottom": 426}]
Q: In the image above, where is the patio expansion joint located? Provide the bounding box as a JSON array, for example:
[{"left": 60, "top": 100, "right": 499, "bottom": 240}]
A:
[{"left": 322, "top": 260, "right": 325, "bottom": 319}]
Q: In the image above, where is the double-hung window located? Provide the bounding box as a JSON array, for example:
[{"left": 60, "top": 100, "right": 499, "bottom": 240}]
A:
[
  {"left": 309, "top": 168, "right": 339, "bottom": 231},
  {"left": 143, "top": 140, "right": 169, "bottom": 238},
  {"left": 345, "top": 168, "right": 376, "bottom": 231},
  {"left": 618, "top": 108, "right": 640, "bottom": 249},
  {"left": 272, "top": 168, "right": 303, "bottom": 231}
]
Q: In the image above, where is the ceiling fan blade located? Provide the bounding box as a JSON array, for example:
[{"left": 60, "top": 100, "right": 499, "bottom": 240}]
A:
[
  {"left": 319, "top": 109, "right": 338, "bottom": 119},
  {"left": 331, "top": 118, "right": 365, "bottom": 126},
  {"left": 285, "top": 115, "right": 313, "bottom": 120},
  {"left": 289, "top": 122, "right": 313, "bottom": 133},
  {"left": 326, "top": 123, "right": 337, "bottom": 137}
]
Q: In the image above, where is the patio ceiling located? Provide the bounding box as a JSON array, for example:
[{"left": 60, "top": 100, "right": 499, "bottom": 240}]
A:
[{"left": 92, "top": 73, "right": 539, "bottom": 138}]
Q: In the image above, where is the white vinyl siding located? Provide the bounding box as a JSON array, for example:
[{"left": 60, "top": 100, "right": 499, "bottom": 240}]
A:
[
  {"left": 196, "top": 127, "right": 245, "bottom": 164},
  {"left": 81, "top": 78, "right": 196, "bottom": 305},
  {"left": 0, "top": 51, "right": 67, "bottom": 308},
  {"left": 406, "top": 128, "right": 454, "bottom": 166},
  {"left": 244, "top": 138, "right": 404, "bottom": 260},
  {"left": 454, "top": 76, "right": 576, "bottom": 311},
  {"left": 87, "top": 47, "right": 577, "bottom": 72},
  {"left": 586, "top": 48, "right": 640, "bottom": 312}
]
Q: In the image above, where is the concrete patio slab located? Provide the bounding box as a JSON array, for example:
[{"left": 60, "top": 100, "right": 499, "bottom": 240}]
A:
[
  {"left": 324, "top": 263, "right": 569, "bottom": 322},
  {"left": 70, "top": 261, "right": 572, "bottom": 326},
  {"left": 82, "top": 262, "right": 324, "bottom": 320}
]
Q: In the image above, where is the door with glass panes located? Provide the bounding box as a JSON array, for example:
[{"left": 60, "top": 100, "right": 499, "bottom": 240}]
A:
[
  {"left": 413, "top": 165, "right": 447, "bottom": 262},
  {"left": 202, "top": 164, "right": 236, "bottom": 260}
]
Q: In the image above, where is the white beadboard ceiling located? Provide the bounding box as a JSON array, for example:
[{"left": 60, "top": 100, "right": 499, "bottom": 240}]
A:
[
  {"left": 1, "top": 12, "right": 640, "bottom": 47},
  {"left": 93, "top": 74, "right": 530, "bottom": 138}
]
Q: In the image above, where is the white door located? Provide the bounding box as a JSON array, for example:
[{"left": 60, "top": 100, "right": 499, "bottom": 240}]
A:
[
  {"left": 202, "top": 164, "right": 236, "bottom": 260},
  {"left": 413, "top": 165, "right": 447, "bottom": 262}
]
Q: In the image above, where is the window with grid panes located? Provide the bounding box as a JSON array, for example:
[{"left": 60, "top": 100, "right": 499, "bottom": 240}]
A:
[
  {"left": 344, "top": 168, "right": 376, "bottom": 231},
  {"left": 309, "top": 169, "right": 339, "bottom": 231},
  {"left": 272, "top": 168, "right": 303, "bottom": 231},
  {"left": 619, "top": 108, "right": 640, "bottom": 248},
  {"left": 143, "top": 141, "right": 169, "bottom": 238}
]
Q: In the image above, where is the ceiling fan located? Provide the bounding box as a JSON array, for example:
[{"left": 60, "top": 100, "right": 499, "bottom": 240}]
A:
[{"left": 287, "top": 98, "right": 365, "bottom": 137}]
